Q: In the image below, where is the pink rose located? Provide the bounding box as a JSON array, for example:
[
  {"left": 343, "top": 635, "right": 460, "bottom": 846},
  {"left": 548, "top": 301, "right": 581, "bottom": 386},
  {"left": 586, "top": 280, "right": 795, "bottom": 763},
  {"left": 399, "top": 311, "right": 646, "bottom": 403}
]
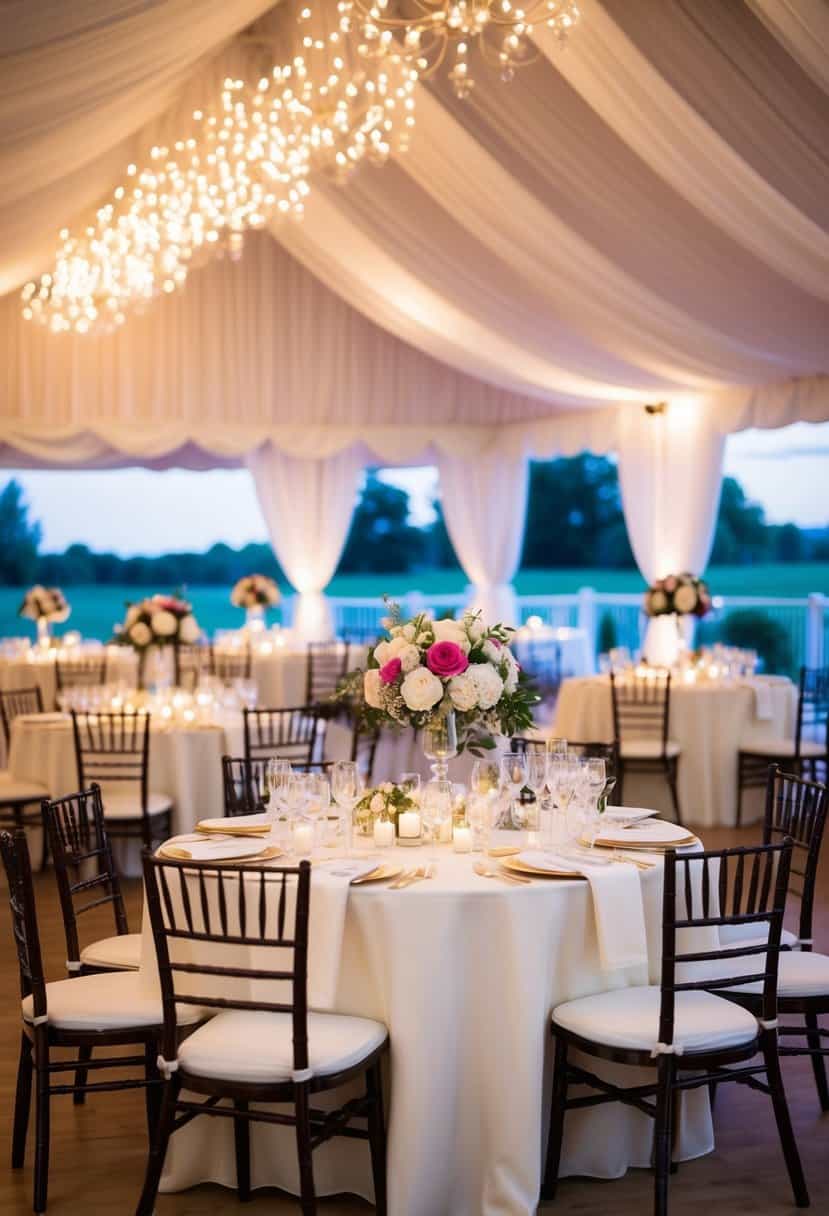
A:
[
  {"left": 379, "top": 657, "right": 402, "bottom": 684},
  {"left": 426, "top": 640, "right": 469, "bottom": 678}
]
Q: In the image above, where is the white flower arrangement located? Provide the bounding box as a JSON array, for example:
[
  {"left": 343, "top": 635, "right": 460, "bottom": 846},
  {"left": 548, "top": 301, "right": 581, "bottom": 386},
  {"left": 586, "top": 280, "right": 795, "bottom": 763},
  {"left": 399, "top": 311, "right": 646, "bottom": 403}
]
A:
[
  {"left": 18, "top": 585, "right": 70, "bottom": 624},
  {"left": 231, "top": 574, "right": 280, "bottom": 609},
  {"left": 644, "top": 573, "right": 712, "bottom": 619},
  {"left": 113, "top": 593, "right": 201, "bottom": 649},
  {"left": 343, "top": 602, "right": 537, "bottom": 754}
]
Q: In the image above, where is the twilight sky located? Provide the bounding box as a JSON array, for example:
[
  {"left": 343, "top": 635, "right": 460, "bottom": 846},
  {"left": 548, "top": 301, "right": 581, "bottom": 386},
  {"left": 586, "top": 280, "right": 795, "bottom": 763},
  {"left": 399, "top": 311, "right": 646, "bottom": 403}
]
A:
[{"left": 4, "top": 422, "right": 828, "bottom": 556}]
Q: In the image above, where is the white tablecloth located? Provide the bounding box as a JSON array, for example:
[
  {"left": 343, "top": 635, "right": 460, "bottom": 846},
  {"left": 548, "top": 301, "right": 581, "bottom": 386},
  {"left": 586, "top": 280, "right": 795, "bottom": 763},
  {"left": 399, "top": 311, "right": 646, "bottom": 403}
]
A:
[
  {"left": 0, "top": 646, "right": 138, "bottom": 710},
  {"left": 554, "top": 675, "right": 797, "bottom": 827},
  {"left": 139, "top": 845, "right": 712, "bottom": 1216}
]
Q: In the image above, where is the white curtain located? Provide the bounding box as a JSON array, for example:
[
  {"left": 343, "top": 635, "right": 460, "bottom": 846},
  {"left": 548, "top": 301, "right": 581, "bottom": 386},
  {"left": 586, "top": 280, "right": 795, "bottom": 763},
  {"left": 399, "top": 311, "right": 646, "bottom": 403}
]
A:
[
  {"left": 616, "top": 402, "right": 725, "bottom": 585},
  {"left": 245, "top": 444, "right": 364, "bottom": 643},
  {"left": 437, "top": 450, "right": 529, "bottom": 626}
]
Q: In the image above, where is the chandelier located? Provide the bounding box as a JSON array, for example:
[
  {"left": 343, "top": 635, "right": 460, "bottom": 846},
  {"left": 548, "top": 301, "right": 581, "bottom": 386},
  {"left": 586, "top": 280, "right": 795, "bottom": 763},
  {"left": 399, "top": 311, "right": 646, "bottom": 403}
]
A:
[
  {"left": 21, "top": 2, "right": 415, "bottom": 335},
  {"left": 338, "top": 1, "right": 581, "bottom": 98}
]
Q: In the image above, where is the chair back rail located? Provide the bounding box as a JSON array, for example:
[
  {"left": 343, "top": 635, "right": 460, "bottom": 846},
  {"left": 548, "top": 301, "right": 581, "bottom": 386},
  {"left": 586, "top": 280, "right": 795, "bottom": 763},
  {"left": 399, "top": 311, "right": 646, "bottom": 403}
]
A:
[
  {"left": 764, "top": 765, "right": 827, "bottom": 946},
  {"left": 0, "top": 830, "right": 47, "bottom": 1019},
  {"left": 54, "top": 654, "right": 108, "bottom": 692},
  {"left": 510, "top": 736, "right": 619, "bottom": 781},
  {"left": 795, "top": 665, "right": 829, "bottom": 755},
  {"left": 221, "top": 755, "right": 335, "bottom": 818},
  {"left": 610, "top": 670, "right": 672, "bottom": 748},
  {"left": 210, "top": 645, "right": 252, "bottom": 683},
  {"left": 305, "top": 641, "right": 350, "bottom": 707},
  {"left": 0, "top": 685, "right": 44, "bottom": 748},
  {"left": 658, "top": 841, "right": 793, "bottom": 1048},
  {"left": 142, "top": 854, "right": 311, "bottom": 1074},
  {"left": 174, "top": 643, "right": 211, "bottom": 693},
  {"left": 41, "top": 785, "right": 129, "bottom": 966},
  {"left": 71, "top": 709, "right": 151, "bottom": 816},
  {"left": 243, "top": 706, "right": 323, "bottom": 765}
]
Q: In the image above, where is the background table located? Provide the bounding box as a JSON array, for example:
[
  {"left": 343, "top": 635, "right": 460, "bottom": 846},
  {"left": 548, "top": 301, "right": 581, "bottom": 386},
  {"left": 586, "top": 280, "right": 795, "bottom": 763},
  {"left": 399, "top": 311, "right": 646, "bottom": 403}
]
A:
[
  {"left": 139, "top": 847, "right": 712, "bottom": 1216},
  {"left": 0, "top": 646, "right": 138, "bottom": 710},
  {"left": 554, "top": 675, "right": 797, "bottom": 827}
]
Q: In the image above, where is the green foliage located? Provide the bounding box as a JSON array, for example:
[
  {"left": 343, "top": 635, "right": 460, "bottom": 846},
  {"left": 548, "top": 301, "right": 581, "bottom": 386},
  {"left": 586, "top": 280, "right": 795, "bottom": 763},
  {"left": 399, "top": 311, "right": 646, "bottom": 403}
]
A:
[
  {"left": 718, "top": 609, "right": 793, "bottom": 675},
  {"left": 0, "top": 481, "right": 41, "bottom": 585},
  {"left": 597, "top": 611, "right": 618, "bottom": 654},
  {"left": 521, "top": 455, "right": 635, "bottom": 569}
]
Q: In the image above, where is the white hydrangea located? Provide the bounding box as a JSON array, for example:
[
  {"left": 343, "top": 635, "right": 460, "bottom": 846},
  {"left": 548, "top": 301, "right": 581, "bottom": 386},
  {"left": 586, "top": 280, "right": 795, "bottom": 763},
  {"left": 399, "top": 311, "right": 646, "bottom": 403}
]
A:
[
  {"left": 448, "top": 672, "right": 478, "bottom": 711},
  {"left": 150, "top": 609, "right": 177, "bottom": 638},
  {"left": 398, "top": 643, "right": 421, "bottom": 673},
  {"left": 432, "top": 618, "right": 471, "bottom": 653},
  {"left": 374, "top": 640, "right": 392, "bottom": 666},
  {"left": 502, "top": 648, "right": 519, "bottom": 694},
  {"left": 130, "top": 621, "right": 152, "bottom": 647},
  {"left": 468, "top": 662, "right": 503, "bottom": 709},
  {"left": 400, "top": 666, "right": 444, "bottom": 712},
  {"left": 364, "top": 669, "right": 383, "bottom": 709},
  {"left": 178, "top": 614, "right": 200, "bottom": 643}
]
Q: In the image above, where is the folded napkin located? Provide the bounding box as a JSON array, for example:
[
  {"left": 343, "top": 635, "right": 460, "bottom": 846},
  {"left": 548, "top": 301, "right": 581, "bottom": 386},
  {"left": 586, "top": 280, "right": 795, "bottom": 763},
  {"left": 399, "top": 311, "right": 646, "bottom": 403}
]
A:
[
  {"left": 595, "top": 819, "right": 696, "bottom": 849},
  {"left": 739, "top": 676, "right": 773, "bottom": 721},
  {"left": 160, "top": 835, "right": 273, "bottom": 862},
  {"left": 520, "top": 851, "right": 649, "bottom": 986},
  {"left": 197, "top": 813, "right": 271, "bottom": 835},
  {"left": 308, "top": 859, "right": 381, "bottom": 1008}
]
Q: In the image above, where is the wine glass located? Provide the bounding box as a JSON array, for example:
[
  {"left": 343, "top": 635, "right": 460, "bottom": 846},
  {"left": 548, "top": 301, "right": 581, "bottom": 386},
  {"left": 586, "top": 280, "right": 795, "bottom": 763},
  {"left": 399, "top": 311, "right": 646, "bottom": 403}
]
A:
[
  {"left": 304, "top": 772, "right": 330, "bottom": 849},
  {"left": 421, "top": 780, "right": 452, "bottom": 861},
  {"left": 545, "top": 737, "right": 568, "bottom": 760},
  {"left": 331, "top": 760, "right": 362, "bottom": 857},
  {"left": 266, "top": 758, "right": 292, "bottom": 824},
  {"left": 500, "top": 751, "right": 528, "bottom": 829},
  {"left": 582, "top": 758, "right": 606, "bottom": 849},
  {"left": 470, "top": 759, "right": 500, "bottom": 796},
  {"left": 525, "top": 749, "right": 549, "bottom": 834}
]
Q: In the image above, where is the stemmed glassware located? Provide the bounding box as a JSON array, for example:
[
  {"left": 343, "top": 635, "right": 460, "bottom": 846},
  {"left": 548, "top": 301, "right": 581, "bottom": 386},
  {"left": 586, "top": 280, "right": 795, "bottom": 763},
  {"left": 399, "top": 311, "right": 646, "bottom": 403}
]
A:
[
  {"left": 266, "top": 758, "right": 292, "bottom": 826},
  {"left": 422, "top": 713, "right": 458, "bottom": 781},
  {"left": 331, "top": 760, "right": 362, "bottom": 857},
  {"left": 525, "top": 749, "right": 549, "bottom": 834},
  {"left": 582, "top": 758, "right": 606, "bottom": 850},
  {"left": 499, "top": 751, "right": 529, "bottom": 830},
  {"left": 421, "top": 780, "right": 452, "bottom": 861},
  {"left": 304, "top": 773, "right": 331, "bottom": 850}
]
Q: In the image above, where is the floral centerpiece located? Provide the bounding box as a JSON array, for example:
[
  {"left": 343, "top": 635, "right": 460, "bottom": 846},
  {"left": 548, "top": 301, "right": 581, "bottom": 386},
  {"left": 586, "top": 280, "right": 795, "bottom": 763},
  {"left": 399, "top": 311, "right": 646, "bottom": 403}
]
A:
[
  {"left": 354, "top": 781, "right": 417, "bottom": 836},
  {"left": 19, "top": 585, "right": 71, "bottom": 643},
  {"left": 114, "top": 594, "right": 201, "bottom": 650},
  {"left": 644, "top": 572, "right": 712, "bottom": 618},
  {"left": 343, "top": 602, "right": 537, "bottom": 759},
  {"left": 231, "top": 574, "right": 280, "bottom": 610}
]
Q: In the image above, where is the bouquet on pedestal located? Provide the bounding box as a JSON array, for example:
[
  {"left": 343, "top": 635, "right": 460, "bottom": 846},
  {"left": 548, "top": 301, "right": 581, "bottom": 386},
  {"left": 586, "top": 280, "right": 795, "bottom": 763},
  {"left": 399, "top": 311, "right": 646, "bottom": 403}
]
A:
[
  {"left": 644, "top": 573, "right": 712, "bottom": 618},
  {"left": 230, "top": 574, "right": 281, "bottom": 610},
  {"left": 113, "top": 594, "right": 201, "bottom": 650},
  {"left": 19, "top": 585, "right": 70, "bottom": 624}
]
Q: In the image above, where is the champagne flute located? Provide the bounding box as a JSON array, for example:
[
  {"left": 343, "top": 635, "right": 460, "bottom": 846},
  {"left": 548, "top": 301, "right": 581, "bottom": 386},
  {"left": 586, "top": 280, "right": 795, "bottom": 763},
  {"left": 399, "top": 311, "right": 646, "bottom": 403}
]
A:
[
  {"left": 525, "top": 749, "right": 549, "bottom": 835},
  {"left": 583, "top": 758, "right": 606, "bottom": 849},
  {"left": 331, "top": 760, "right": 362, "bottom": 857},
  {"left": 545, "top": 737, "right": 568, "bottom": 760},
  {"left": 267, "top": 758, "right": 292, "bottom": 825}
]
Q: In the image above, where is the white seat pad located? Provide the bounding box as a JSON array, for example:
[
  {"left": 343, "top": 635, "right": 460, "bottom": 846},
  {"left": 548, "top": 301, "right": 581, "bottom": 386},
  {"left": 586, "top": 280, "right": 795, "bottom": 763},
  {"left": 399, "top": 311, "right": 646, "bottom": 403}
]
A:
[
  {"left": 740, "top": 737, "right": 825, "bottom": 758},
  {"left": 719, "top": 923, "right": 798, "bottom": 949},
  {"left": 620, "top": 739, "right": 681, "bottom": 760},
  {"left": 0, "top": 771, "right": 48, "bottom": 803},
  {"left": 552, "top": 985, "right": 758, "bottom": 1054},
  {"left": 79, "top": 932, "right": 142, "bottom": 971},
  {"left": 731, "top": 951, "right": 829, "bottom": 999},
  {"left": 102, "top": 790, "right": 172, "bottom": 820},
  {"left": 177, "top": 1009, "right": 388, "bottom": 1083},
  {"left": 22, "top": 971, "right": 202, "bottom": 1031}
]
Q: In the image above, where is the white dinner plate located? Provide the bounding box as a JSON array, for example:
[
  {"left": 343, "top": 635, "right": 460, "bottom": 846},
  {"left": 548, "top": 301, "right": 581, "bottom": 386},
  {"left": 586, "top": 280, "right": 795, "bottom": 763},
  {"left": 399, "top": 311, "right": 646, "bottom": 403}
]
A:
[{"left": 197, "top": 813, "right": 271, "bottom": 834}]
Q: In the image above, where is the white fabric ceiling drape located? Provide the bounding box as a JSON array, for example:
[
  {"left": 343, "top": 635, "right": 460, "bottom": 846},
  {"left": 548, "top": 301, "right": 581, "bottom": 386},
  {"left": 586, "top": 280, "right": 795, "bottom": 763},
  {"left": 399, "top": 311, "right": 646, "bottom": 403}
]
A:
[
  {"left": 437, "top": 450, "right": 529, "bottom": 626},
  {"left": 245, "top": 443, "right": 363, "bottom": 642},
  {"left": 616, "top": 403, "right": 726, "bottom": 585}
]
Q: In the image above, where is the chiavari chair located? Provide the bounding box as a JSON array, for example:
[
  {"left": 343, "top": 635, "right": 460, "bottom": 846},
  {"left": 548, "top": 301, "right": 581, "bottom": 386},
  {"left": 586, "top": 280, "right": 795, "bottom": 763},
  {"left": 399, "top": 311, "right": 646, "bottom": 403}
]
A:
[
  {"left": 54, "top": 652, "right": 107, "bottom": 693},
  {"left": 173, "top": 642, "right": 211, "bottom": 692},
  {"left": 0, "top": 686, "right": 50, "bottom": 867},
  {"left": 210, "top": 643, "right": 252, "bottom": 683},
  {"left": 610, "top": 669, "right": 682, "bottom": 823},
  {"left": 136, "top": 853, "right": 389, "bottom": 1215},
  {"left": 736, "top": 666, "right": 828, "bottom": 824},
  {"left": 305, "top": 641, "right": 350, "bottom": 716},
  {"left": 0, "top": 830, "right": 202, "bottom": 1215},
  {"left": 542, "top": 840, "right": 807, "bottom": 1214},
  {"left": 71, "top": 710, "right": 172, "bottom": 853},
  {"left": 243, "top": 706, "right": 324, "bottom": 767},
  {"left": 0, "top": 685, "right": 44, "bottom": 749}
]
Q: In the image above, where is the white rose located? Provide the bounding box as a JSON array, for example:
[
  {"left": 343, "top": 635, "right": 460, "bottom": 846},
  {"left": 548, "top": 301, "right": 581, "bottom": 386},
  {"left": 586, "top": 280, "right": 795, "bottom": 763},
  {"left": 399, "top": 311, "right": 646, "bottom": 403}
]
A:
[
  {"left": 503, "top": 649, "right": 519, "bottom": 694},
  {"left": 129, "top": 622, "right": 152, "bottom": 647},
  {"left": 400, "top": 667, "right": 444, "bottom": 712},
  {"left": 151, "top": 609, "right": 177, "bottom": 638},
  {"left": 364, "top": 669, "right": 383, "bottom": 709},
  {"left": 649, "top": 590, "right": 669, "bottom": 614},
  {"left": 673, "top": 584, "right": 698, "bottom": 615},
  {"left": 374, "top": 640, "right": 392, "bottom": 666},
  {"left": 398, "top": 643, "right": 421, "bottom": 673},
  {"left": 448, "top": 672, "right": 478, "bottom": 712},
  {"left": 432, "top": 618, "right": 471, "bottom": 653},
  {"left": 482, "top": 638, "right": 504, "bottom": 664},
  {"left": 381, "top": 782, "right": 394, "bottom": 793},
  {"left": 370, "top": 792, "right": 385, "bottom": 815},
  {"left": 125, "top": 604, "right": 142, "bottom": 628},
  {"left": 402, "top": 623, "right": 416, "bottom": 641},
  {"left": 462, "top": 612, "right": 485, "bottom": 643},
  {"left": 178, "top": 614, "right": 200, "bottom": 643},
  {"left": 468, "top": 663, "right": 503, "bottom": 710}
]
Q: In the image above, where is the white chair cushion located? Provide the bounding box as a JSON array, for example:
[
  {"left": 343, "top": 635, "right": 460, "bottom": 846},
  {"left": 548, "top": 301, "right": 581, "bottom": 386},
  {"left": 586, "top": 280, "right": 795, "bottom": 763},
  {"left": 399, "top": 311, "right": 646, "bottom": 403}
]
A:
[
  {"left": 730, "top": 951, "right": 829, "bottom": 999},
  {"left": 0, "top": 770, "right": 49, "bottom": 803},
  {"left": 620, "top": 739, "right": 681, "bottom": 760},
  {"left": 79, "top": 932, "right": 142, "bottom": 972},
  {"left": 740, "top": 737, "right": 825, "bottom": 758},
  {"left": 177, "top": 1009, "right": 388, "bottom": 1083},
  {"left": 552, "top": 985, "right": 758, "bottom": 1055},
  {"left": 22, "top": 971, "right": 203, "bottom": 1032},
  {"left": 102, "top": 790, "right": 172, "bottom": 820},
  {"left": 719, "top": 923, "right": 798, "bottom": 949}
]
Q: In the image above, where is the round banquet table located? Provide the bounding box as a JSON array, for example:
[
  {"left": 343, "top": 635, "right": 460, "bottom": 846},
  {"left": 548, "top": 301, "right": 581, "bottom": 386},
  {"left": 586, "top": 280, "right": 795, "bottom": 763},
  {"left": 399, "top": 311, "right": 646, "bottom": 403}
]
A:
[
  {"left": 0, "top": 645, "right": 138, "bottom": 710},
  {"left": 553, "top": 674, "right": 797, "bottom": 828},
  {"left": 137, "top": 843, "right": 713, "bottom": 1216}
]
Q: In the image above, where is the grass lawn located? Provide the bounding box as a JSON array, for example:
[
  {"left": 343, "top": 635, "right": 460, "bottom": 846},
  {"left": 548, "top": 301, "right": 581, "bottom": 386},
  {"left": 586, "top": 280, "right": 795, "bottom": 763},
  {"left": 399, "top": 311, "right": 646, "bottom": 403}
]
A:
[{"left": 0, "top": 564, "right": 826, "bottom": 640}]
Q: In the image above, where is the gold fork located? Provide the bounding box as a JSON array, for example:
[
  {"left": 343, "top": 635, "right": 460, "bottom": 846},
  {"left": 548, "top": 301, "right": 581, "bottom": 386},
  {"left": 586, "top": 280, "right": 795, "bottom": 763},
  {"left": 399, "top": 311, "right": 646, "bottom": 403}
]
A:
[
  {"left": 389, "top": 866, "right": 427, "bottom": 890},
  {"left": 473, "top": 862, "right": 532, "bottom": 886}
]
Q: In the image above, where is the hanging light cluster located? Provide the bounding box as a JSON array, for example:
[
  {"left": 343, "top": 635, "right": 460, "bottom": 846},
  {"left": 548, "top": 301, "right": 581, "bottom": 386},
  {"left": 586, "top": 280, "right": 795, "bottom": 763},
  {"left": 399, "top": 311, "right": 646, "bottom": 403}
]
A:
[
  {"left": 21, "top": 3, "right": 416, "bottom": 334},
  {"left": 338, "top": 1, "right": 581, "bottom": 98}
]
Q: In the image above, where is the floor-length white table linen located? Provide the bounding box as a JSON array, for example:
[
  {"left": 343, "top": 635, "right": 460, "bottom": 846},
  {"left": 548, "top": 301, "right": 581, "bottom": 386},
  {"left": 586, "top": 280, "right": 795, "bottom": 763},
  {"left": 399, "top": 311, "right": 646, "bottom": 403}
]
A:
[
  {"left": 554, "top": 675, "right": 796, "bottom": 827},
  {"left": 0, "top": 646, "right": 138, "bottom": 708},
  {"left": 138, "top": 848, "right": 712, "bottom": 1216}
]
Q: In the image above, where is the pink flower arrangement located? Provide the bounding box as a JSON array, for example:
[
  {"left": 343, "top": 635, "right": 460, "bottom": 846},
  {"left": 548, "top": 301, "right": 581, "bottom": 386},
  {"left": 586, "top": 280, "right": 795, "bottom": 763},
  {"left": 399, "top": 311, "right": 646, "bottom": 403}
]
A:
[{"left": 426, "top": 640, "right": 469, "bottom": 678}]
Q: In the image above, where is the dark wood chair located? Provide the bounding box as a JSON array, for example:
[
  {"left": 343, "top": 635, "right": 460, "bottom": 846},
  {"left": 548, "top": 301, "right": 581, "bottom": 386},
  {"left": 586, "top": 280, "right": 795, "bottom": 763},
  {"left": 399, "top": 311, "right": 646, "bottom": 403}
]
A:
[
  {"left": 723, "top": 766, "right": 829, "bottom": 1112},
  {"left": 71, "top": 710, "right": 172, "bottom": 853},
  {"left": 0, "top": 829, "right": 201, "bottom": 1215},
  {"left": 210, "top": 644, "right": 252, "bottom": 683},
  {"left": 351, "top": 723, "right": 380, "bottom": 785},
  {"left": 173, "top": 643, "right": 211, "bottom": 692},
  {"left": 305, "top": 641, "right": 350, "bottom": 716},
  {"left": 510, "top": 737, "right": 620, "bottom": 805},
  {"left": 737, "top": 666, "right": 829, "bottom": 824},
  {"left": 54, "top": 653, "right": 107, "bottom": 693},
  {"left": 136, "top": 853, "right": 389, "bottom": 1216},
  {"left": 610, "top": 669, "right": 682, "bottom": 823},
  {"left": 0, "top": 686, "right": 50, "bottom": 868},
  {"left": 542, "top": 840, "right": 808, "bottom": 1214},
  {"left": 221, "top": 756, "right": 334, "bottom": 818},
  {"left": 243, "top": 706, "right": 324, "bottom": 767}
]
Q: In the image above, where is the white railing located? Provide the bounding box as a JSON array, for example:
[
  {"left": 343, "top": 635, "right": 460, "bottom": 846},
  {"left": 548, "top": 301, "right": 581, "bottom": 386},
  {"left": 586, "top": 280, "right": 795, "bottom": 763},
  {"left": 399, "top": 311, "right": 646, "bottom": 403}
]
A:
[{"left": 319, "top": 587, "right": 827, "bottom": 675}]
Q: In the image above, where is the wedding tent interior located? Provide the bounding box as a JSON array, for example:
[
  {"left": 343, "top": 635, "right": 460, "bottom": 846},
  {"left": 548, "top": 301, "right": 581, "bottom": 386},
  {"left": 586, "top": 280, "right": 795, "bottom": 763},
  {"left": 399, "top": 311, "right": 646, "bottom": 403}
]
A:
[{"left": 1, "top": 3, "right": 828, "bottom": 1216}]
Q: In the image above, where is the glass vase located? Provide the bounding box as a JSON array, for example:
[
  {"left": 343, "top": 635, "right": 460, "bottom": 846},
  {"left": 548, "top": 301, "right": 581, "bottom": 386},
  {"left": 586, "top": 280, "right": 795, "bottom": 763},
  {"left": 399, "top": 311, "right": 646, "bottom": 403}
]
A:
[
  {"left": 36, "top": 617, "right": 50, "bottom": 648},
  {"left": 246, "top": 604, "right": 266, "bottom": 633},
  {"left": 422, "top": 711, "right": 458, "bottom": 781}
]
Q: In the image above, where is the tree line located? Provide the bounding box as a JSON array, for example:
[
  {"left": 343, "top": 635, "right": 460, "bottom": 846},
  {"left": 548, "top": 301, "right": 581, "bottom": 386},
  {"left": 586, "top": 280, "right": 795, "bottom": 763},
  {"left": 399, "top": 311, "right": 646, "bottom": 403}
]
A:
[{"left": 0, "top": 456, "right": 826, "bottom": 587}]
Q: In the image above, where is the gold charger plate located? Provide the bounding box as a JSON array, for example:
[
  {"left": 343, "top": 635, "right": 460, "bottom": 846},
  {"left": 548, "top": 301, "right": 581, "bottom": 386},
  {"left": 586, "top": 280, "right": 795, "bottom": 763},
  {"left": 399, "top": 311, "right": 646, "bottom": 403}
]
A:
[
  {"left": 590, "top": 835, "right": 699, "bottom": 852},
  {"left": 196, "top": 824, "right": 271, "bottom": 837},
  {"left": 350, "top": 862, "right": 403, "bottom": 885},
  {"left": 487, "top": 845, "right": 521, "bottom": 858},
  {"left": 159, "top": 844, "right": 283, "bottom": 864},
  {"left": 502, "top": 856, "right": 586, "bottom": 880}
]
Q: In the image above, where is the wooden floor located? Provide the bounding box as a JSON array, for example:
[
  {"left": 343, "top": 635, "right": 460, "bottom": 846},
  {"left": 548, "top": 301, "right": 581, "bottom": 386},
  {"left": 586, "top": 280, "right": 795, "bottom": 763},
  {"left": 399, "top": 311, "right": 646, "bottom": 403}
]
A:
[{"left": 0, "top": 824, "right": 827, "bottom": 1215}]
